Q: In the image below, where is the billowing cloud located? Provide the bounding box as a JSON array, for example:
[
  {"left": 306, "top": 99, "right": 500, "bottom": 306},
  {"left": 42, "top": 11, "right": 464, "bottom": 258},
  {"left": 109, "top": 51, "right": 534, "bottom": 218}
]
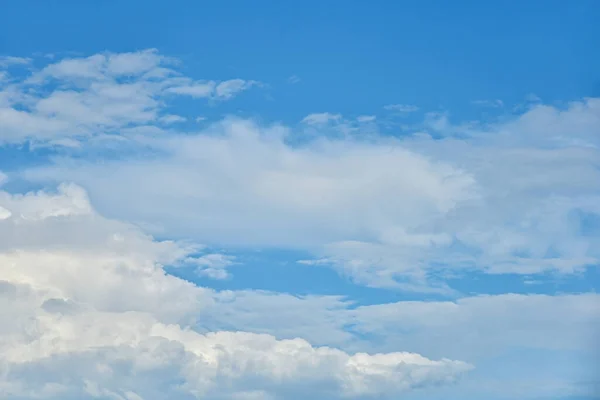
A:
[
  {"left": 7, "top": 48, "right": 600, "bottom": 291},
  {"left": 1, "top": 45, "right": 597, "bottom": 400},
  {"left": 0, "top": 183, "right": 472, "bottom": 399}
]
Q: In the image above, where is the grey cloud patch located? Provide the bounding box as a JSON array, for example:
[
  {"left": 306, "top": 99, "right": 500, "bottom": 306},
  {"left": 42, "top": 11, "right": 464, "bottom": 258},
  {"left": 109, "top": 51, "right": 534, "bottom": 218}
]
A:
[{"left": 41, "top": 298, "right": 80, "bottom": 315}]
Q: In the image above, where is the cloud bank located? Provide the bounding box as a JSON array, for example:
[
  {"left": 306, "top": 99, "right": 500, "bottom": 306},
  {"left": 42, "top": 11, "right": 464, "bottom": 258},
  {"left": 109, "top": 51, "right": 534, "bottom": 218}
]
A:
[
  {"left": 0, "top": 183, "right": 472, "bottom": 400},
  {"left": 1, "top": 50, "right": 598, "bottom": 399}
]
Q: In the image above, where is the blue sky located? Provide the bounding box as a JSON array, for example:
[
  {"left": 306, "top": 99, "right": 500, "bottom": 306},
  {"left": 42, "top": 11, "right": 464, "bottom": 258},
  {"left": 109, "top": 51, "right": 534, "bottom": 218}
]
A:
[
  {"left": 3, "top": 0, "right": 600, "bottom": 122},
  {"left": 0, "top": 1, "right": 599, "bottom": 400}
]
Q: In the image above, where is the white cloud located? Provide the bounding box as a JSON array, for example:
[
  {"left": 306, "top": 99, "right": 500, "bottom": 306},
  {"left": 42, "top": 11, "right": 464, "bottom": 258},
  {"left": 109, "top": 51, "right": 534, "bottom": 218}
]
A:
[
  {"left": 194, "top": 284, "right": 600, "bottom": 355},
  {"left": 0, "top": 183, "right": 472, "bottom": 399},
  {"left": 197, "top": 288, "right": 600, "bottom": 399},
  {"left": 215, "top": 79, "right": 259, "bottom": 100},
  {"left": 3, "top": 51, "right": 600, "bottom": 292},
  {"left": 349, "top": 293, "right": 600, "bottom": 359},
  {"left": 20, "top": 98, "right": 600, "bottom": 290},
  {"left": 0, "top": 56, "right": 31, "bottom": 67},
  {"left": 383, "top": 104, "right": 419, "bottom": 113},
  {"left": 24, "top": 119, "right": 474, "bottom": 250},
  {"left": 525, "top": 93, "right": 542, "bottom": 103},
  {"left": 26, "top": 49, "right": 167, "bottom": 84},
  {"left": 186, "top": 253, "right": 237, "bottom": 280},
  {"left": 0, "top": 50, "right": 256, "bottom": 143},
  {"left": 167, "top": 79, "right": 259, "bottom": 100},
  {"left": 472, "top": 99, "right": 504, "bottom": 108},
  {"left": 159, "top": 114, "right": 187, "bottom": 124},
  {"left": 194, "top": 287, "right": 600, "bottom": 399},
  {"left": 301, "top": 112, "right": 342, "bottom": 125},
  {"left": 287, "top": 75, "right": 300, "bottom": 84},
  {"left": 166, "top": 81, "right": 216, "bottom": 97},
  {"left": 356, "top": 115, "right": 376, "bottom": 123}
]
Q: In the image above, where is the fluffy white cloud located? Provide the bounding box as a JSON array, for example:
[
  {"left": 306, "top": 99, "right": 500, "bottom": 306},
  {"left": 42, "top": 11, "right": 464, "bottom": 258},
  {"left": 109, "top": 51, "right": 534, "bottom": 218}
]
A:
[
  {"left": 197, "top": 284, "right": 600, "bottom": 361},
  {"left": 0, "top": 183, "right": 472, "bottom": 399},
  {"left": 198, "top": 289, "right": 600, "bottom": 399},
  {"left": 22, "top": 99, "right": 600, "bottom": 290},
  {"left": 3, "top": 51, "right": 600, "bottom": 293},
  {"left": 0, "top": 50, "right": 256, "bottom": 144},
  {"left": 24, "top": 118, "right": 474, "bottom": 252}
]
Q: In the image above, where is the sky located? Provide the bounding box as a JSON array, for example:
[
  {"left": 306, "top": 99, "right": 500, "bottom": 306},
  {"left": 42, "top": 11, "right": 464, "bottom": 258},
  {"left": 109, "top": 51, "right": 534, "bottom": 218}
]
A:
[{"left": 0, "top": 1, "right": 599, "bottom": 399}]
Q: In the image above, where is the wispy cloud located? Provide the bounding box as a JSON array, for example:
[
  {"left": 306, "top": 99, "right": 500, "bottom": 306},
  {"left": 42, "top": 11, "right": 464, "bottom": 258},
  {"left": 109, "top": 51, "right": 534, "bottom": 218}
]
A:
[
  {"left": 287, "top": 74, "right": 301, "bottom": 84},
  {"left": 0, "top": 55, "right": 31, "bottom": 67},
  {"left": 0, "top": 50, "right": 259, "bottom": 144},
  {"left": 356, "top": 115, "right": 376, "bottom": 123},
  {"left": 167, "top": 78, "right": 259, "bottom": 100},
  {"left": 159, "top": 114, "right": 187, "bottom": 124},
  {"left": 384, "top": 104, "right": 419, "bottom": 113},
  {"left": 301, "top": 112, "right": 342, "bottom": 125},
  {"left": 2, "top": 49, "right": 599, "bottom": 400},
  {"left": 472, "top": 99, "right": 504, "bottom": 108}
]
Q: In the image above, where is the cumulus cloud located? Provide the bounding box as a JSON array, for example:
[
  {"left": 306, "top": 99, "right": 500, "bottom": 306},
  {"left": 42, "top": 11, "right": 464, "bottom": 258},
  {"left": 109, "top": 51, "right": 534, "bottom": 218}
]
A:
[
  {"left": 0, "top": 183, "right": 472, "bottom": 399},
  {"left": 1, "top": 48, "right": 598, "bottom": 400}
]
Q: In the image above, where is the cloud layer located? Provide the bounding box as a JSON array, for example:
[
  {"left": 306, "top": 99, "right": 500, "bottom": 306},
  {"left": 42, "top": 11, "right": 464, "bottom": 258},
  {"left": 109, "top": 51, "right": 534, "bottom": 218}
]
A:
[
  {"left": 1, "top": 50, "right": 598, "bottom": 399},
  {"left": 20, "top": 98, "right": 600, "bottom": 291},
  {"left": 0, "top": 183, "right": 473, "bottom": 400}
]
